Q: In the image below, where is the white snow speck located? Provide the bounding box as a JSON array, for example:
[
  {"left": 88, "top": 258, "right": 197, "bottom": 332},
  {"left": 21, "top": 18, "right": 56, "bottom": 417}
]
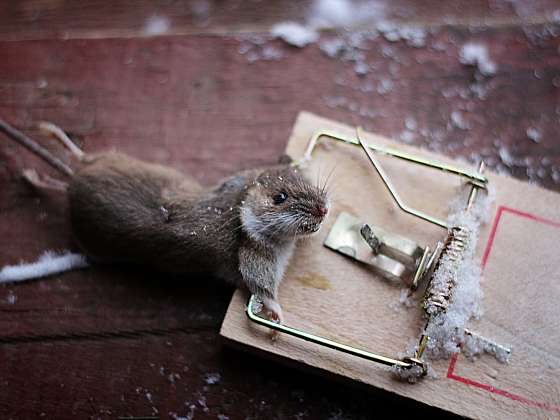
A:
[
  {"left": 204, "top": 372, "right": 221, "bottom": 385},
  {"left": 526, "top": 127, "right": 541, "bottom": 143},
  {"left": 353, "top": 61, "right": 369, "bottom": 76},
  {"left": 459, "top": 43, "right": 497, "bottom": 76},
  {"left": 377, "top": 22, "right": 426, "bottom": 47},
  {"left": 6, "top": 291, "right": 17, "bottom": 304},
  {"left": 405, "top": 116, "right": 417, "bottom": 131},
  {"left": 271, "top": 22, "right": 319, "bottom": 47},
  {"left": 450, "top": 111, "right": 470, "bottom": 130},
  {"left": 377, "top": 78, "right": 393, "bottom": 94},
  {"left": 498, "top": 146, "right": 516, "bottom": 167},
  {"left": 0, "top": 251, "right": 89, "bottom": 284},
  {"left": 399, "top": 130, "right": 415, "bottom": 143},
  {"left": 319, "top": 37, "right": 346, "bottom": 57},
  {"left": 144, "top": 15, "right": 171, "bottom": 36}
]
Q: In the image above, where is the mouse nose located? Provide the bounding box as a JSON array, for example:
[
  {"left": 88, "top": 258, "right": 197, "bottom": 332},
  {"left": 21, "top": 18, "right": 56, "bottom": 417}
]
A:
[{"left": 311, "top": 205, "right": 328, "bottom": 218}]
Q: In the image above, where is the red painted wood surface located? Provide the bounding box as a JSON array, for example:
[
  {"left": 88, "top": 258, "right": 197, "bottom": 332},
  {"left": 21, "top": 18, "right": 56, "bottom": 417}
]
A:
[{"left": 1, "top": 4, "right": 560, "bottom": 418}]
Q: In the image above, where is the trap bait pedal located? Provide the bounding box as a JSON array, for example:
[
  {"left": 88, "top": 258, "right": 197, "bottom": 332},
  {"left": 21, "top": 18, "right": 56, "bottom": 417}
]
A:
[{"left": 244, "top": 127, "right": 509, "bottom": 377}]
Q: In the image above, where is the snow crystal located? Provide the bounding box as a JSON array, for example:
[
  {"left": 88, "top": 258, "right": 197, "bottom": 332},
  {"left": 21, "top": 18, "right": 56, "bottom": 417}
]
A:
[
  {"left": 271, "top": 22, "right": 319, "bottom": 48},
  {"left": 0, "top": 251, "right": 89, "bottom": 283},
  {"left": 459, "top": 43, "right": 497, "bottom": 76}
]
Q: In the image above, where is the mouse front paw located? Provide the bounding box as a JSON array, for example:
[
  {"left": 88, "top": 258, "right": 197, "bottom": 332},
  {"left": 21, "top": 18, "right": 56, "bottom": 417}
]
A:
[{"left": 261, "top": 297, "right": 284, "bottom": 341}]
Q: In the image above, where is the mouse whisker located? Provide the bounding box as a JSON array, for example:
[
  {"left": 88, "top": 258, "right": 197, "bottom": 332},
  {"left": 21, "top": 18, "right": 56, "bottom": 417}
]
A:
[{"left": 321, "top": 164, "right": 337, "bottom": 197}]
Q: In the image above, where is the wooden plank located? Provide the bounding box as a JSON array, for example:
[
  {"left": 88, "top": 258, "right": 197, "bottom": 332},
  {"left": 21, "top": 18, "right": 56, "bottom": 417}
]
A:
[
  {"left": 220, "top": 112, "right": 560, "bottom": 419},
  {"left": 0, "top": 330, "right": 452, "bottom": 419},
  {"left": 0, "top": 24, "right": 559, "bottom": 417},
  {"left": 2, "top": 0, "right": 560, "bottom": 41}
]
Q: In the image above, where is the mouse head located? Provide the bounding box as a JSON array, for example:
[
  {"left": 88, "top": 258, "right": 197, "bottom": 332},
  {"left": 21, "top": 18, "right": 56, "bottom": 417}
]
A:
[{"left": 241, "top": 165, "right": 330, "bottom": 242}]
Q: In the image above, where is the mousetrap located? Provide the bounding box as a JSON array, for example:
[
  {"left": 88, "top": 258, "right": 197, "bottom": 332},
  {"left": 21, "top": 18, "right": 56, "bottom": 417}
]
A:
[{"left": 221, "top": 112, "right": 560, "bottom": 419}]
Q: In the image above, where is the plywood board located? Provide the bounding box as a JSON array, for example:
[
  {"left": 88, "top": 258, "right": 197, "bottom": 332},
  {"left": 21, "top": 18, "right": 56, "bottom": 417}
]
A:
[{"left": 220, "top": 112, "right": 560, "bottom": 419}]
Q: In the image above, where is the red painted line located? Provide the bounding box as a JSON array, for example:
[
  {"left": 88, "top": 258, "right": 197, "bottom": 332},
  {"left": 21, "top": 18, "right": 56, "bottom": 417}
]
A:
[
  {"left": 447, "top": 205, "right": 560, "bottom": 413},
  {"left": 448, "top": 355, "right": 560, "bottom": 413},
  {"left": 500, "top": 206, "right": 560, "bottom": 228},
  {"left": 481, "top": 205, "right": 505, "bottom": 268}
]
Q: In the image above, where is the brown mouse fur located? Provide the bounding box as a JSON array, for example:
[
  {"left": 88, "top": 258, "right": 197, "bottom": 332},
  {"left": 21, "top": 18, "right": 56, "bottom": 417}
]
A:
[{"left": 0, "top": 120, "right": 330, "bottom": 323}]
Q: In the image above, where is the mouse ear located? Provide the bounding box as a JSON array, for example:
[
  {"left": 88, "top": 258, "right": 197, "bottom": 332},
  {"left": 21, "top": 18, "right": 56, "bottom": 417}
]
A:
[{"left": 278, "top": 154, "right": 293, "bottom": 165}]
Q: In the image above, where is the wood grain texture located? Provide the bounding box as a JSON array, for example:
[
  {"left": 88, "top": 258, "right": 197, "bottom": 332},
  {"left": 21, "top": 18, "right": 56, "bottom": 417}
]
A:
[
  {"left": 2, "top": 0, "right": 560, "bottom": 41},
  {"left": 221, "top": 112, "right": 560, "bottom": 419},
  {"left": 0, "top": 17, "right": 559, "bottom": 419}
]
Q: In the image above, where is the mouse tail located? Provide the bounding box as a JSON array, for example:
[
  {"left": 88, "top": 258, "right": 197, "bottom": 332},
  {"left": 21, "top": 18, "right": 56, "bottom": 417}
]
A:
[
  {"left": 0, "top": 118, "right": 74, "bottom": 177},
  {"left": 0, "top": 250, "right": 89, "bottom": 284}
]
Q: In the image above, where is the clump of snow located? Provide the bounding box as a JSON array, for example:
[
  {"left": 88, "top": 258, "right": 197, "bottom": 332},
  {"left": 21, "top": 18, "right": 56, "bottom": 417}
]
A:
[
  {"left": 319, "top": 37, "right": 346, "bottom": 57},
  {"left": 399, "top": 130, "right": 415, "bottom": 144},
  {"left": 405, "top": 116, "right": 417, "bottom": 131},
  {"left": 463, "top": 332, "right": 512, "bottom": 363},
  {"left": 318, "top": 31, "right": 376, "bottom": 76},
  {"left": 391, "top": 364, "right": 425, "bottom": 383},
  {"left": 238, "top": 35, "right": 284, "bottom": 63},
  {"left": 526, "top": 127, "right": 541, "bottom": 143},
  {"left": 353, "top": 61, "right": 369, "bottom": 76},
  {"left": 498, "top": 146, "right": 517, "bottom": 167},
  {"left": 459, "top": 43, "right": 497, "bottom": 76},
  {"left": 399, "top": 288, "right": 415, "bottom": 307},
  {"left": 377, "top": 22, "right": 427, "bottom": 48},
  {"left": 308, "top": 0, "right": 385, "bottom": 29},
  {"left": 0, "top": 250, "right": 89, "bottom": 283},
  {"left": 450, "top": 110, "right": 470, "bottom": 130},
  {"left": 420, "top": 185, "right": 494, "bottom": 361},
  {"left": 376, "top": 78, "right": 393, "bottom": 95},
  {"left": 271, "top": 22, "right": 319, "bottom": 48},
  {"left": 144, "top": 15, "right": 171, "bottom": 36},
  {"left": 271, "top": 0, "right": 385, "bottom": 49},
  {"left": 204, "top": 372, "right": 221, "bottom": 385}
]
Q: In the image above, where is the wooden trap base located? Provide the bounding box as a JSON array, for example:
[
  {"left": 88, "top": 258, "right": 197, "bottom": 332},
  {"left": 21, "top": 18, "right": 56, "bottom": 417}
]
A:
[{"left": 220, "top": 112, "right": 560, "bottom": 419}]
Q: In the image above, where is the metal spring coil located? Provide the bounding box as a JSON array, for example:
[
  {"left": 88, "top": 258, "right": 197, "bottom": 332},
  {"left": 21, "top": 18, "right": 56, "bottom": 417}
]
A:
[{"left": 423, "top": 226, "right": 470, "bottom": 316}]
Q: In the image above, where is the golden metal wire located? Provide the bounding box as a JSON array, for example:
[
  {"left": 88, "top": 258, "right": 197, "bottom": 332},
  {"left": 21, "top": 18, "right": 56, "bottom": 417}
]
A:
[{"left": 247, "top": 127, "right": 490, "bottom": 376}]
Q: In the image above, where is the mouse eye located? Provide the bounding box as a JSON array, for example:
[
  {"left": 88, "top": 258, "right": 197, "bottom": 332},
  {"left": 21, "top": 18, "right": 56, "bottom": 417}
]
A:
[{"left": 273, "top": 192, "right": 288, "bottom": 204}]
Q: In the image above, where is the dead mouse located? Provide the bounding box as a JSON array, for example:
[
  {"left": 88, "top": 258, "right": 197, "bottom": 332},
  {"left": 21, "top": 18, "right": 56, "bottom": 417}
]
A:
[{"left": 0, "top": 119, "right": 330, "bottom": 325}]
